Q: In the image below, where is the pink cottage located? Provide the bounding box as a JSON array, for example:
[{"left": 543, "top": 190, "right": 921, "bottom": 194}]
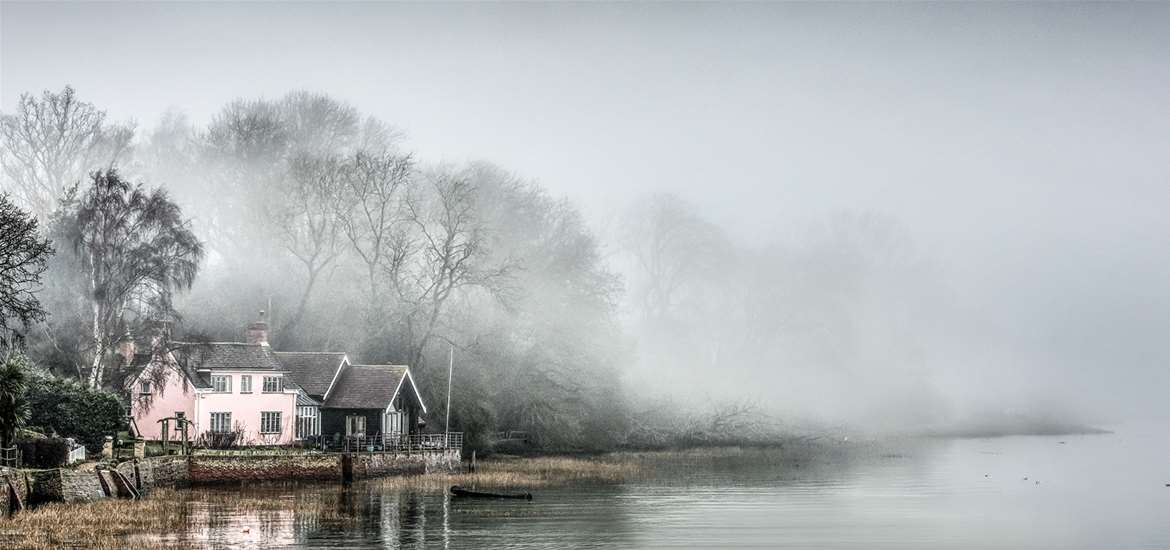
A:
[{"left": 125, "top": 313, "right": 428, "bottom": 447}]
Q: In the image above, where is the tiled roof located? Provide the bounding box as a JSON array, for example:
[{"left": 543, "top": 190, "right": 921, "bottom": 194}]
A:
[
  {"left": 296, "top": 388, "right": 322, "bottom": 407},
  {"left": 129, "top": 352, "right": 211, "bottom": 389},
  {"left": 174, "top": 342, "right": 285, "bottom": 372},
  {"left": 272, "top": 351, "right": 346, "bottom": 398},
  {"left": 324, "top": 364, "right": 408, "bottom": 410}
]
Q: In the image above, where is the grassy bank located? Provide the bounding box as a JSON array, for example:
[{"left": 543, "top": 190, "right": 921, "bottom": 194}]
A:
[{"left": 0, "top": 488, "right": 187, "bottom": 549}]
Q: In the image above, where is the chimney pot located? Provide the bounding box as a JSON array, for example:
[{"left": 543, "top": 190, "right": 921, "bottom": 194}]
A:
[{"left": 246, "top": 310, "right": 269, "bottom": 346}]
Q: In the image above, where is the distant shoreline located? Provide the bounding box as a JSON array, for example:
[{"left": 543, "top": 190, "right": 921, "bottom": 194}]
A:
[{"left": 918, "top": 423, "right": 1113, "bottom": 439}]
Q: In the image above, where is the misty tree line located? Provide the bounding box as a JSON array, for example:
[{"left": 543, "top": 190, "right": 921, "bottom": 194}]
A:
[
  {"left": 1, "top": 86, "right": 634, "bottom": 450},
  {"left": 1, "top": 86, "right": 947, "bottom": 448},
  {"left": 618, "top": 194, "right": 952, "bottom": 431}
]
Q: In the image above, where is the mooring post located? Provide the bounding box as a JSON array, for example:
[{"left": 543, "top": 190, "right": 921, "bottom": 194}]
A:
[
  {"left": 181, "top": 421, "right": 189, "bottom": 455},
  {"left": 160, "top": 419, "right": 169, "bottom": 455}
]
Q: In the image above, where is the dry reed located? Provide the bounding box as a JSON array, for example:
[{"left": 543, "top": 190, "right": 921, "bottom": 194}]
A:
[{"left": 374, "top": 454, "right": 645, "bottom": 492}]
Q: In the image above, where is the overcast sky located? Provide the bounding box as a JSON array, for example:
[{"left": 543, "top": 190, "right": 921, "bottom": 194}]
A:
[{"left": 3, "top": 2, "right": 1169, "bottom": 421}]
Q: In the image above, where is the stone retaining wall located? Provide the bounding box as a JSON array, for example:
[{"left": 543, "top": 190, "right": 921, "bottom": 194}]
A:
[
  {"left": 117, "top": 456, "right": 190, "bottom": 491},
  {"left": 0, "top": 470, "right": 32, "bottom": 514},
  {"left": 2, "top": 450, "right": 460, "bottom": 513},
  {"left": 353, "top": 450, "right": 460, "bottom": 478}
]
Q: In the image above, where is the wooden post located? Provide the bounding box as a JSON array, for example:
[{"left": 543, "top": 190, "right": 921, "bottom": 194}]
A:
[
  {"left": 160, "top": 419, "right": 168, "bottom": 455},
  {"left": 181, "top": 421, "right": 189, "bottom": 456}
]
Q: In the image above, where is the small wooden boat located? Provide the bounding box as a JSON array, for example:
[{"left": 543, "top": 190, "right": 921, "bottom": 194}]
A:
[{"left": 450, "top": 485, "right": 533, "bottom": 500}]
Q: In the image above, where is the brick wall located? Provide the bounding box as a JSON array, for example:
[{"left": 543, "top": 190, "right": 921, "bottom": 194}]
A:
[{"left": 188, "top": 454, "right": 342, "bottom": 483}]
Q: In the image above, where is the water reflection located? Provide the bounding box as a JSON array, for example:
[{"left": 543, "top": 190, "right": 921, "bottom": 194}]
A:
[{"left": 165, "top": 429, "right": 1169, "bottom": 549}]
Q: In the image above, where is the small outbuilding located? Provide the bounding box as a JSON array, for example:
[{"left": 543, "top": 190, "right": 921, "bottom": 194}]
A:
[{"left": 321, "top": 364, "right": 427, "bottom": 448}]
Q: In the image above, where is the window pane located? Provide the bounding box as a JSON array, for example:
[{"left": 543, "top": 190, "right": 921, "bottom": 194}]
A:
[
  {"left": 261, "top": 411, "right": 281, "bottom": 434},
  {"left": 210, "top": 412, "right": 231, "bottom": 433}
]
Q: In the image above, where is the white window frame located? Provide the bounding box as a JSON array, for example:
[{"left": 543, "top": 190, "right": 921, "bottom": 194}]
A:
[
  {"left": 210, "top": 412, "right": 232, "bottom": 433},
  {"left": 211, "top": 375, "right": 231, "bottom": 393},
  {"left": 260, "top": 411, "right": 282, "bottom": 434},
  {"left": 240, "top": 375, "right": 252, "bottom": 393},
  {"left": 296, "top": 406, "right": 320, "bottom": 439},
  {"left": 262, "top": 376, "right": 282, "bottom": 393},
  {"left": 346, "top": 415, "right": 366, "bottom": 437},
  {"left": 139, "top": 381, "right": 151, "bottom": 395}
]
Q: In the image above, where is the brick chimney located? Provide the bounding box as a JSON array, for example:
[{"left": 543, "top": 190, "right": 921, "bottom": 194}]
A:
[{"left": 246, "top": 310, "right": 269, "bottom": 346}]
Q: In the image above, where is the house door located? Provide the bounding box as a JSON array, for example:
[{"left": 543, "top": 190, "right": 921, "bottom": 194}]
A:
[
  {"left": 385, "top": 411, "right": 404, "bottom": 435},
  {"left": 345, "top": 415, "right": 366, "bottom": 437}
]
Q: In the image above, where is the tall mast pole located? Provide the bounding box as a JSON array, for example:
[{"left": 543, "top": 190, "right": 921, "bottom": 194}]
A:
[{"left": 445, "top": 343, "right": 454, "bottom": 447}]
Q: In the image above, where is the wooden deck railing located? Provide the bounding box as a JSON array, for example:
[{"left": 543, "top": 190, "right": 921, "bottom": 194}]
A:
[{"left": 342, "top": 432, "right": 462, "bottom": 453}]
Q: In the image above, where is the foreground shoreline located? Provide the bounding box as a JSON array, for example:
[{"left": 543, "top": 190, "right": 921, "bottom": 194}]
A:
[
  {"left": 1, "top": 445, "right": 847, "bottom": 549},
  {"left": 0, "top": 430, "right": 1115, "bottom": 549}
]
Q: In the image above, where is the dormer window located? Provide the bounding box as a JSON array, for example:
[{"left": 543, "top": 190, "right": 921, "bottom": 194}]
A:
[{"left": 139, "top": 381, "right": 151, "bottom": 395}]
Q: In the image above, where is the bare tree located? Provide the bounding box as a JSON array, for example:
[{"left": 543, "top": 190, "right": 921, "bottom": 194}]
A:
[
  {"left": 270, "top": 154, "right": 348, "bottom": 338},
  {"left": 279, "top": 91, "right": 361, "bottom": 156},
  {"left": 0, "top": 194, "right": 53, "bottom": 347},
  {"left": 396, "top": 170, "right": 512, "bottom": 371},
  {"left": 338, "top": 151, "right": 414, "bottom": 324},
  {"left": 0, "top": 86, "right": 133, "bottom": 219},
  {"left": 201, "top": 98, "right": 290, "bottom": 255},
  {"left": 622, "top": 193, "right": 731, "bottom": 323}
]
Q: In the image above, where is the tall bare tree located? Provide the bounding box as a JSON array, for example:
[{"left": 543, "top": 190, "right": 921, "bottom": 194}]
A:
[
  {"left": 339, "top": 151, "right": 414, "bottom": 324},
  {"left": 73, "top": 170, "right": 203, "bottom": 388},
  {"left": 622, "top": 193, "right": 731, "bottom": 323},
  {"left": 396, "top": 170, "right": 513, "bottom": 371},
  {"left": 279, "top": 91, "right": 361, "bottom": 156},
  {"left": 270, "top": 154, "right": 348, "bottom": 338},
  {"left": 0, "top": 86, "right": 133, "bottom": 219}
]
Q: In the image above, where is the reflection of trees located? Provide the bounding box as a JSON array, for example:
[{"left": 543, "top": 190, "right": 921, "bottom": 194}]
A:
[
  {"left": 180, "top": 480, "right": 644, "bottom": 548},
  {"left": 294, "top": 483, "right": 431, "bottom": 548}
]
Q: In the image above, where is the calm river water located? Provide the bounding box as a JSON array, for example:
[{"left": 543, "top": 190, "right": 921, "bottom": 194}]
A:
[{"left": 170, "top": 425, "right": 1168, "bottom": 549}]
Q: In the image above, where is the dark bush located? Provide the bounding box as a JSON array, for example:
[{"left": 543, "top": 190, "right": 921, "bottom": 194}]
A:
[
  {"left": 15, "top": 437, "right": 69, "bottom": 468},
  {"left": 196, "top": 430, "right": 242, "bottom": 449},
  {"left": 25, "top": 369, "right": 124, "bottom": 453}
]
